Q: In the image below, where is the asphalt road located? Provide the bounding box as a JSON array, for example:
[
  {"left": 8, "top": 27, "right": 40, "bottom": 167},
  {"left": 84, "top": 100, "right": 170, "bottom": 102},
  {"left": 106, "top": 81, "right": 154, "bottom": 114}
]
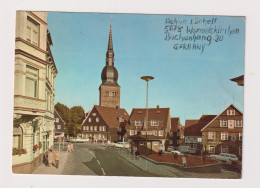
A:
[{"left": 59, "top": 142, "right": 155, "bottom": 177}]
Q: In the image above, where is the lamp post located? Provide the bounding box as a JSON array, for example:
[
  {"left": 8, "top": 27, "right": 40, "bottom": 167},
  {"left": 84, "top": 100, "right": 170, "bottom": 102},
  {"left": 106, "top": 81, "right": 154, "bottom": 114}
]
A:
[{"left": 141, "top": 76, "right": 154, "bottom": 158}]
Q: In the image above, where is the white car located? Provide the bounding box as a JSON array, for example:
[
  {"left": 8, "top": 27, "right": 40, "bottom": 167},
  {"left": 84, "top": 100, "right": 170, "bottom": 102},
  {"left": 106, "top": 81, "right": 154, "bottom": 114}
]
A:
[
  {"left": 210, "top": 153, "right": 238, "bottom": 164},
  {"left": 114, "top": 142, "right": 130, "bottom": 149},
  {"left": 170, "top": 150, "right": 183, "bottom": 155}
]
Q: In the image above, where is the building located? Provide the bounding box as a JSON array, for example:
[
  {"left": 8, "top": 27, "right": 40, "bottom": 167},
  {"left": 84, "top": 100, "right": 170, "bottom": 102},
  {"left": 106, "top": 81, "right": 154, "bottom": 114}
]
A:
[
  {"left": 54, "top": 109, "right": 66, "bottom": 140},
  {"left": 201, "top": 104, "right": 243, "bottom": 159},
  {"left": 168, "top": 117, "right": 182, "bottom": 148},
  {"left": 13, "top": 11, "right": 57, "bottom": 174},
  {"left": 230, "top": 75, "right": 244, "bottom": 86},
  {"left": 128, "top": 106, "right": 171, "bottom": 155},
  {"left": 81, "top": 105, "right": 129, "bottom": 142},
  {"left": 184, "top": 115, "right": 216, "bottom": 154},
  {"left": 99, "top": 25, "right": 120, "bottom": 108}
]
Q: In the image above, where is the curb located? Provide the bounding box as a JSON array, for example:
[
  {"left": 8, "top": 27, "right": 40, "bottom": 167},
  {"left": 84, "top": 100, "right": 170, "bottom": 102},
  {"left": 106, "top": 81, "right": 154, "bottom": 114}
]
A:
[{"left": 116, "top": 150, "right": 166, "bottom": 177}]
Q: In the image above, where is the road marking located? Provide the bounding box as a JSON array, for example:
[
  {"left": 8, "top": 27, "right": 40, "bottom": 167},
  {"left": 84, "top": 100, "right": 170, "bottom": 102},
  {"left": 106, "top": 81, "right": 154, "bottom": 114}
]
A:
[
  {"left": 93, "top": 155, "right": 96, "bottom": 158},
  {"left": 101, "top": 167, "right": 106, "bottom": 175},
  {"left": 97, "top": 160, "right": 100, "bottom": 165}
]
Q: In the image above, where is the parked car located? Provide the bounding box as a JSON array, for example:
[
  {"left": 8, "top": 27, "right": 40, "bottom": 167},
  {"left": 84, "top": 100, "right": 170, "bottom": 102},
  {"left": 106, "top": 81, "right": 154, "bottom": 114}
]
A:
[
  {"left": 69, "top": 137, "right": 89, "bottom": 143},
  {"left": 170, "top": 150, "right": 183, "bottom": 155},
  {"left": 209, "top": 153, "right": 238, "bottom": 164},
  {"left": 114, "top": 142, "right": 130, "bottom": 149},
  {"left": 167, "top": 146, "right": 175, "bottom": 152}
]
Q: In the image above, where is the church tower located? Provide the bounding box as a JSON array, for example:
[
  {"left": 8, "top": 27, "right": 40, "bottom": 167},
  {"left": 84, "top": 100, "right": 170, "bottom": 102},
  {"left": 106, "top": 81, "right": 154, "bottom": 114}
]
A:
[{"left": 99, "top": 25, "right": 120, "bottom": 108}]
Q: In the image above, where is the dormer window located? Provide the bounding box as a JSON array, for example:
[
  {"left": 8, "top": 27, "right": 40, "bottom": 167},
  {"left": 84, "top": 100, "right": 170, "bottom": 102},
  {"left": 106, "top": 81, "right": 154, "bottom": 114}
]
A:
[
  {"left": 151, "top": 120, "right": 159, "bottom": 126},
  {"left": 135, "top": 120, "right": 143, "bottom": 126},
  {"left": 119, "top": 117, "right": 124, "bottom": 122},
  {"left": 156, "top": 111, "right": 160, "bottom": 114}
]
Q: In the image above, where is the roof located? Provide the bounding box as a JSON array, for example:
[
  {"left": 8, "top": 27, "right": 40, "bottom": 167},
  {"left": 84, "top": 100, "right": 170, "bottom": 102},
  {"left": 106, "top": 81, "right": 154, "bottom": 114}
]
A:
[
  {"left": 54, "top": 108, "right": 66, "bottom": 124},
  {"left": 201, "top": 104, "right": 243, "bottom": 132},
  {"left": 230, "top": 75, "right": 244, "bottom": 86},
  {"left": 184, "top": 115, "right": 217, "bottom": 136},
  {"left": 171, "top": 117, "right": 180, "bottom": 132},
  {"left": 185, "top": 119, "right": 199, "bottom": 128},
  {"left": 129, "top": 107, "right": 170, "bottom": 129},
  {"left": 95, "top": 105, "right": 129, "bottom": 128}
]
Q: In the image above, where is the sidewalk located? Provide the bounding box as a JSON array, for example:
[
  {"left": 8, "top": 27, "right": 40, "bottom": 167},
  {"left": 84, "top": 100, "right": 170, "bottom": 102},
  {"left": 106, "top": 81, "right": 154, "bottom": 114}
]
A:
[
  {"left": 115, "top": 148, "right": 241, "bottom": 179},
  {"left": 32, "top": 149, "right": 69, "bottom": 175}
]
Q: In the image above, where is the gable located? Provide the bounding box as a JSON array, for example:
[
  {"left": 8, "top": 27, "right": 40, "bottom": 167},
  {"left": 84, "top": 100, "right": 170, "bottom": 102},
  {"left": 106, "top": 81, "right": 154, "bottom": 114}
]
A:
[
  {"left": 82, "top": 106, "right": 107, "bottom": 127},
  {"left": 201, "top": 104, "right": 243, "bottom": 132}
]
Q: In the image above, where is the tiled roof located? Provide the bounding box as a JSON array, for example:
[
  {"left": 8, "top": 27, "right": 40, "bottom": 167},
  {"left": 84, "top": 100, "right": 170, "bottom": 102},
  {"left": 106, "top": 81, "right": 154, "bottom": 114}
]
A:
[
  {"left": 129, "top": 107, "right": 170, "bottom": 129},
  {"left": 95, "top": 105, "right": 129, "bottom": 128},
  {"left": 185, "top": 120, "right": 199, "bottom": 128},
  {"left": 171, "top": 117, "right": 180, "bottom": 132},
  {"left": 184, "top": 115, "right": 217, "bottom": 136}
]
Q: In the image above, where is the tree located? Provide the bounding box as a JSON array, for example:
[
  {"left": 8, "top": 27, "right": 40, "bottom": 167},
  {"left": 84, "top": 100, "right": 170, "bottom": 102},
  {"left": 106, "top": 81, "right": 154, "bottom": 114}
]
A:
[
  {"left": 70, "top": 106, "right": 85, "bottom": 137},
  {"left": 54, "top": 102, "right": 70, "bottom": 123}
]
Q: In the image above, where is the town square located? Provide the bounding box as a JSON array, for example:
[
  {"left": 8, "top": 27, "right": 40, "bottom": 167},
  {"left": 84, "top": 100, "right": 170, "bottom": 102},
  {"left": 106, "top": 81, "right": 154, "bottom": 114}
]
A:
[{"left": 11, "top": 11, "right": 244, "bottom": 178}]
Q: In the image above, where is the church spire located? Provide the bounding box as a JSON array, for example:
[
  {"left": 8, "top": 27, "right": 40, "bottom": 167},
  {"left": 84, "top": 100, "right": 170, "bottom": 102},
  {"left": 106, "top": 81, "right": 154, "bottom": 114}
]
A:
[
  {"left": 108, "top": 24, "right": 113, "bottom": 50},
  {"left": 106, "top": 24, "right": 114, "bottom": 66}
]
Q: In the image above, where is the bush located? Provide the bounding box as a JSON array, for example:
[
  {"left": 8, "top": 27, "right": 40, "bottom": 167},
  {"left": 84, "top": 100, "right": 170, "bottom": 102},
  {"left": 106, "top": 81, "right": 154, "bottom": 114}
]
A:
[{"left": 12, "top": 148, "right": 27, "bottom": 156}]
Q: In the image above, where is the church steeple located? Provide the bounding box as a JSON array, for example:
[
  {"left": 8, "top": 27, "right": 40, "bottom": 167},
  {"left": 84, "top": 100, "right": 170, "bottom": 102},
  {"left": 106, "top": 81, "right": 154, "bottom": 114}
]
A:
[
  {"left": 99, "top": 25, "right": 120, "bottom": 108},
  {"left": 106, "top": 24, "right": 114, "bottom": 66}
]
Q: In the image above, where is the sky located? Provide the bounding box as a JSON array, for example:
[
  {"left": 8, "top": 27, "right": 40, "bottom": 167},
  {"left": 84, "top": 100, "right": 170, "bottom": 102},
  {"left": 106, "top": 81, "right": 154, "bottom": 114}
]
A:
[{"left": 47, "top": 12, "right": 244, "bottom": 125}]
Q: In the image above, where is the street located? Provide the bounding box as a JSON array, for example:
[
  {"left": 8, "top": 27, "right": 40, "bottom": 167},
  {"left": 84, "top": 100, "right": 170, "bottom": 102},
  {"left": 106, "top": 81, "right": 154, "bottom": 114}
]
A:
[{"left": 57, "top": 142, "right": 155, "bottom": 177}]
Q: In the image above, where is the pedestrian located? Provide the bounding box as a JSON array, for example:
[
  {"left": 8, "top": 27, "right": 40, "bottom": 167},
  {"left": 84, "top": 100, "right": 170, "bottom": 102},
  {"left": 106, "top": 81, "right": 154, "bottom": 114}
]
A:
[
  {"left": 67, "top": 143, "right": 71, "bottom": 152},
  {"left": 54, "top": 150, "right": 60, "bottom": 168},
  {"left": 48, "top": 149, "right": 54, "bottom": 167},
  {"left": 70, "top": 143, "right": 74, "bottom": 152}
]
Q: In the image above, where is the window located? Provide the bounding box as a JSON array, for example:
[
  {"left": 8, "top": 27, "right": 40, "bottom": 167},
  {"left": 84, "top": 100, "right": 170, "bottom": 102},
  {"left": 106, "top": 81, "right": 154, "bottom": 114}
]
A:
[
  {"left": 130, "top": 130, "right": 135, "bottom": 135},
  {"left": 99, "top": 126, "right": 102, "bottom": 131},
  {"left": 150, "top": 120, "right": 159, "bottom": 126},
  {"left": 227, "top": 110, "right": 235, "bottom": 115},
  {"left": 25, "top": 66, "right": 38, "bottom": 98},
  {"left": 135, "top": 120, "right": 143, "bottom": 126},
  {"left": 140, "top": 141, "right": 145, "bottom": 145},
  {"left": 209, "top": 146, "right": 215, "bottom": 153},
  {"left": 169, "top": 140, "right": 173, "bottom": 145},
  {"left": 96, "top": 117, "right": 99, "bottom": 122},
  {"left": 221, "top": 146, "right": 228, "bottom": 153},
  {"left": 231, "top": 136, "right": 236, "bottom": 141},
  {"left": 239, "top": 146, "right": 242, "bottom": 155},
  {"left": 235, "top": 120, "right": 243, "bottom": 127},
  {"left": 57, "top": 125, "right": 61, "bottom": 130},
  {"left": 55, "top": 118, "right": 59, "bottom": 123},
  {"left": 26, "top": 17, "right": 40, "bottom": 46},
  {"left": 221, "top": 132, "right": 228, "bottom": 140},
  {"left": 220, "top": 120, "right": 228, "bottom": 127},
  {"left": 103, "top": 126, "right": 106, "bottom": 131},
  {"left": 86, "top": 126, "right": 89, "bottom": 131},
  {"left": 94, "top": 126, "right": 97, "bottom": 131},
  {"left": 88, "top": 118, "right": 91, "bottom": 122},
  {"left": 119, "top": 117, "right": 124, "bottom": 122},
  {"left": 208, "top": 132, "right": 216, "bottom": 140},
  {"left": 153, "top": 131, "right": 157, "bottom": 136},
  {"left": 228, "top": 120, "right": 235, "bottom": 129},
  {"left": 239, "top": 133, "right": 242, "bottom": 140},
  {"left": 13, "top": 125, "right": 23, "bottom": 148},
  {"left": 92, "top": 113, "right": 96, "bottom": 116},
  {"left": 159, "top": 130, "right": 163, "bottom": 136},
  {"left": 90, "top": 126, "right": 93, "bottom": 131}
]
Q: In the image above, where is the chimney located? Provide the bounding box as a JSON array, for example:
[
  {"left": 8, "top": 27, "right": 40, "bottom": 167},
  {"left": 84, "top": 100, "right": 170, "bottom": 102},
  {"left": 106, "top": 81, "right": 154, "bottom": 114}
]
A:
[
  {"left": 116, "top": 106, "right": 119, "bottom": 110},
  {"left": 157, "top": 105, "right": 159, "bottom": 109}
]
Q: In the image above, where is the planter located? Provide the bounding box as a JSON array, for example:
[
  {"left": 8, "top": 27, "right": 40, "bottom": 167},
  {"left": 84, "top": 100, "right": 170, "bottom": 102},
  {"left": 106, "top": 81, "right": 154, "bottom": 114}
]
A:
[{"left": 142, "top": 156, "right": 222, "bottom": 173}]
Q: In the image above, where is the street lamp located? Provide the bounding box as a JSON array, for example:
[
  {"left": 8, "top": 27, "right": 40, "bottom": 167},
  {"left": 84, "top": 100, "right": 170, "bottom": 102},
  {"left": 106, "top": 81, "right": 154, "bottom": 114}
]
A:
[{"left": 141, "top": 76, "right": 154, "bottom": 158}]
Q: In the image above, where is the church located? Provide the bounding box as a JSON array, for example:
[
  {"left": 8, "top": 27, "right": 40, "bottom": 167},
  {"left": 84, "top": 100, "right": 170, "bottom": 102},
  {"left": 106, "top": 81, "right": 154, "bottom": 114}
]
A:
[{"left": 81, "top": 25, "right": 129, "bottom": 142}]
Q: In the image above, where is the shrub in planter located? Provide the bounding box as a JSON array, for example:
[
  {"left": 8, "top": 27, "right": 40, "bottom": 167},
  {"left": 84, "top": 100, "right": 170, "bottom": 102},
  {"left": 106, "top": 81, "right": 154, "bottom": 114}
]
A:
[
  {"left": 39, "top": 141, "right": 42, "bottom": 149},
  {"left": 13, "top": 148, "right": 27, "bottom": 156},
  {"left": 33, "top": 144, "right": 38, "bottom": 153}
]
